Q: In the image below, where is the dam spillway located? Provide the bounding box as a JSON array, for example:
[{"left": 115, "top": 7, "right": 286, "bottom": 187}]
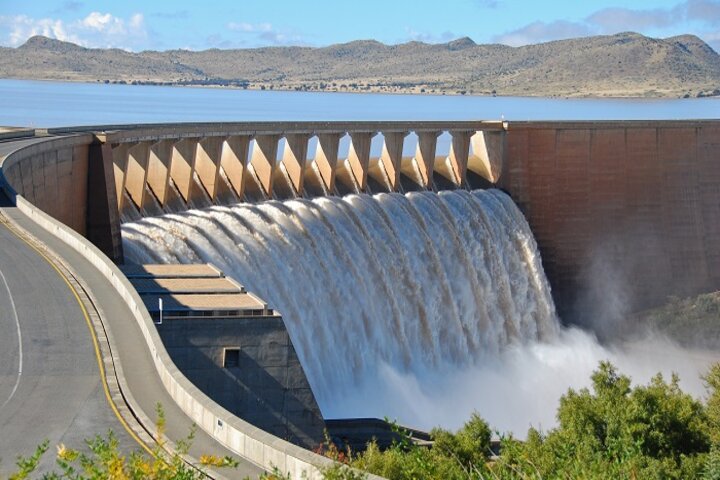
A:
[
  {"left": 1, "top": 120, "right": 719, "bottom": 472},
  {"left": 122, "top": 188, "right": 560, "bottom": 409}
]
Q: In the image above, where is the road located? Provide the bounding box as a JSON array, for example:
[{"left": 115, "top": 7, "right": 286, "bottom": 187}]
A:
[
  {"left": 0, "top": 136, "right": 264, "bottom": 478},
  {"left": 0, "top": 191, "right": 135, "bottom": 476}
]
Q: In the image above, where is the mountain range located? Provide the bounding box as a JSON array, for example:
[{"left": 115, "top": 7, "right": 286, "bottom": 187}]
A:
[{"left": 2, "top": 32, "right": 719, "bottom": 98}]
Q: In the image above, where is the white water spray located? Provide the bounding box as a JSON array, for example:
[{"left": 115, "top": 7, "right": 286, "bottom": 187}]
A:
[{"left": 122, "top": 189, "right": 715, "bottom": 434}]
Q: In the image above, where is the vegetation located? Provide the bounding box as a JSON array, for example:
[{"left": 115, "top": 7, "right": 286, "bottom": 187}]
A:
[
  {"left": 3, "top": 404, "right": 237, "bottom": 480},
  {"left": 5, "top": 32, "right": 720, "bottom": 98},
  {"left": 318, "top": 361, "right": 720, "bottom": 480},
  {"left": 7, "top": 362, "right": 720, "bottom": 479}
]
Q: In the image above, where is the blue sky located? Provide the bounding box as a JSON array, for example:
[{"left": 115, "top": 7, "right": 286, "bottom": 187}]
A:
[{"left": 1, "top": 0, "right": 719, "bottom": 52}]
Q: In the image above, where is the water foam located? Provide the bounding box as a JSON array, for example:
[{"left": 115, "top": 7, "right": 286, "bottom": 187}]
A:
[{"left": 121, "top": 189, "right": 714, "bottom": 434}]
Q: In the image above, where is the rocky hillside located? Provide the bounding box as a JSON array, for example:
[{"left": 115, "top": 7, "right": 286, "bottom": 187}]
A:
[
  {"left": 2, "top": 32, "right": 720, "bottom": 97},
  {"left": 633, "top": 291, "right": 720, "bottom": 349}
]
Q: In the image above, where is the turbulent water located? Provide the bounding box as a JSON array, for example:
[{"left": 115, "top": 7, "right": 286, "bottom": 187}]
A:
[
  {"left": 123, "top": 189, "right": 558, "bottom": 392},
  {"left": 122, "top": 188, "right": 716, "bottom": 433}
]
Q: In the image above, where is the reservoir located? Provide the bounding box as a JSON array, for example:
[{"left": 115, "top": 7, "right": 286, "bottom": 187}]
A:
[{"left": 0, "top": 78, "right": 718, "bottom": 127}]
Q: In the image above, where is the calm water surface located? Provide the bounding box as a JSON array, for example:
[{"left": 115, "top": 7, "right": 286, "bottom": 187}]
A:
[{"left": 0, "top": 79, "right": 717, "bottom": 127}]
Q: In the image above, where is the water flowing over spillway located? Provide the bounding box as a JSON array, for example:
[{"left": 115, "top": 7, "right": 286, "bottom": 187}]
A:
[{"left": 122, "top": 189, "right": 561, "bottom": 421}]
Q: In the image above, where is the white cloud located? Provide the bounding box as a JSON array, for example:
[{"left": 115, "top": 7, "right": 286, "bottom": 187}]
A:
[
  {"left": 493, "top": 0, "right": 720, "bottom": 47},
  {"left": 82, "top": 12, "right": 127, "bottom": 34},
  {"left": 493, "top": 20, "right": 593, "bottom": 46},
  {"left": 228, "top": 22, "right": 273, "bottom": 33},
  {"left": 404, "top": 28, "right": 458, "bottom": 44},
  {"left": 685, "top": 0, "right": 720, "bottom": 22},
  {"left": 226, "top": 21, "right": 306, "bottom": 46},
  {"left": 0, "top": 11, "right": 147, "bottom": 50},
  {"left": 129, "top": 13, "right": 144, "bottom": 29},
  {"left": 52, "top": 1, "right": 84, "bottom": 14},
  {"left": 586, "top": 7, "right": 677, "bottom": 31},
  {"left": 3, "top": 15, "right": 80, "bottom": 46}
]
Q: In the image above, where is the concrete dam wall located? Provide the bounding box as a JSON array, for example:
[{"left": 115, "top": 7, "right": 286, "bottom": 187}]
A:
[
  {"left": 1, "top": 119, "right": 718, "bottom": 477},
  {"left": 500, "top": 121, "right": 720, "bottom": 323},
  {"left": 2, "top": 120, "right": 717, "bottom": 319}
]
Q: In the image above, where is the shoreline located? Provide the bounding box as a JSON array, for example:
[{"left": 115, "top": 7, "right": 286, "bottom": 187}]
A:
[{"left": 3, "top": 76, "right": 719, "bottom": 100}]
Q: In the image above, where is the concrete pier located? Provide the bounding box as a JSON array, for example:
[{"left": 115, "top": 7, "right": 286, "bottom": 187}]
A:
[{"left": 92, "top": 121, "right": 505, "bottom": 216}]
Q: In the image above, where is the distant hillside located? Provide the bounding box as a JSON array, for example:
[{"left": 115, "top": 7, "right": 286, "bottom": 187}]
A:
[
  {"left": 632, "top": 291, "right": 720, "bottom": 349},
  {"left": 2, "top": 32, "right": 720, "bottom": 98}
]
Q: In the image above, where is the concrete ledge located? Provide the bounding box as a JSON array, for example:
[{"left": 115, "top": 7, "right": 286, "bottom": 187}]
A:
[
  {"left": 46, "top": 120, "right": 505, "bottom": 143},
  {"left": 0, "top": 128, "right": 36, "bottom": 141},
  {"left": 504, "top": 119, "right": 720, "bottom": 130}
]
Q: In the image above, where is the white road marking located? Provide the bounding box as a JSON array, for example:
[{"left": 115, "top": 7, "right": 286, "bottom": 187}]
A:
[{"left": 0, "top": 266, "right": 22, "bottom": 411}]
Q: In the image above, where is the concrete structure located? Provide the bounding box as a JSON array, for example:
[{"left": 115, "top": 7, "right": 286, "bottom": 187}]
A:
[
  {"left": 499, "top": 121, "right": 720, "bottom": 323},
  {"left": 0, "top": 191, "right": 136, "bottom": 476},
  {"left": 3, "top": 120, "right": 717, "bottom": 320},
  {"left": 1, "top": 120, "right": 719, "bottom": 478},
  {"left": 123, "top": 264, "right": 325, "bottom": 449}
]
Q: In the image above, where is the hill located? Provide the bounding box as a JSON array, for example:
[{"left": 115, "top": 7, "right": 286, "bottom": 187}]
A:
[
  {"left": 2, "top": 32, "right": 720, "bottom": 98},
  {"left": 632, "top": 291, "right": 720, "bottom": 349}
]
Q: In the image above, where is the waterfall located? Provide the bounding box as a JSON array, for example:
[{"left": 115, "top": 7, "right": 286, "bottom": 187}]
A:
[{"left": 122, "top": 189, "right": 560, "bottom": 419}]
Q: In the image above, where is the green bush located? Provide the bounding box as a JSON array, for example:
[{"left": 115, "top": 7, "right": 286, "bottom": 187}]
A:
[
  {"left": 4, "top": 404, "right": 237, "bottom": 480},
  {"left": 346, "top": 361, "right": 720, "bottom": 480},
  {"left": 10, "top": 362, "right": 720, "bottom": 480}
]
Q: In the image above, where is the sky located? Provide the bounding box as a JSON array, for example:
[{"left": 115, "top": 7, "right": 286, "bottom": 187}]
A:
[{"left": 0, "top": 0, "right": 719, "bottom": 52}]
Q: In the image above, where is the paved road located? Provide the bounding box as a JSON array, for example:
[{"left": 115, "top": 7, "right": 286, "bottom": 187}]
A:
[
  {"left": 0, "top": 136, "right": 264, "bottom": 478},
  {"left": 0, "top": 192, "right": 135, "bottom": 476}
]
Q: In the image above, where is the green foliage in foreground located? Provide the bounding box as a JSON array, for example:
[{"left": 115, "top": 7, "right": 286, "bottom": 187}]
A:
[
  {"left": 332, "top": 362, "right": 720, "bottom": 480},
  {"left": 3, "top": 404, "right": 237, "bottom": 480},
  {"left": 7, "top": 363, "right": 720, "bottom": 479}
]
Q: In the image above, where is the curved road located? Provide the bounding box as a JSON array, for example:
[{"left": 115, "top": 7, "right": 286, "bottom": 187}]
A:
[
  {"left": 0, "top": 137, "right": 264, "bottom": 478},
  {"left": 0, "top": 193, "right": 134, "bottom": 475}
]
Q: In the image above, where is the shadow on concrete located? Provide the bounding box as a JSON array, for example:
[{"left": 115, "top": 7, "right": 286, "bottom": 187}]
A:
[
  {"left": 157, "top": 319, "right": 325, "bottom": 450},
  {"left": 0, "top": 189, "right": 16, "bottom": 208}
]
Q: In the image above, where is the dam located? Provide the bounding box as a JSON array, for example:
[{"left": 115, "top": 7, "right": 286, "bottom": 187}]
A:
[
  {"left": 1, "top": 120, "right": 719, "bottom": 477},
  {"left": 122, "top": 189, "right": 560, "bottom": 409}
]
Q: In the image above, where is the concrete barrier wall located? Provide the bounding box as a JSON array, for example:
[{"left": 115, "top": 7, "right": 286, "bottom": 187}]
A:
[
  {"left": 9, "top": 192, "right": 348, "bottom": 479},
  {"left": 500, "top": 120, "right": 720, "bottom": 326},
  {"left": 0, "top": 139, "right": 379, "bottom": 479},
  {"left": 1, "top": 134, "right": 93, "bottom": 235}
]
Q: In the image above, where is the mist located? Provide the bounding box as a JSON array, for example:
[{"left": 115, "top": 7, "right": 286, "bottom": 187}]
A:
[
  {"left": 324, "top": 327, "right": 718, "bottom": 436},
  {"left": 121, "top": 189, "right": 718, "bottom": 438}
]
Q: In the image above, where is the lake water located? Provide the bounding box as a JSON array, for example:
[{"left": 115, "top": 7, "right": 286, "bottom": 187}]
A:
[{"left": 0, "top": 79, "right": 717, "bottom": 128}]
